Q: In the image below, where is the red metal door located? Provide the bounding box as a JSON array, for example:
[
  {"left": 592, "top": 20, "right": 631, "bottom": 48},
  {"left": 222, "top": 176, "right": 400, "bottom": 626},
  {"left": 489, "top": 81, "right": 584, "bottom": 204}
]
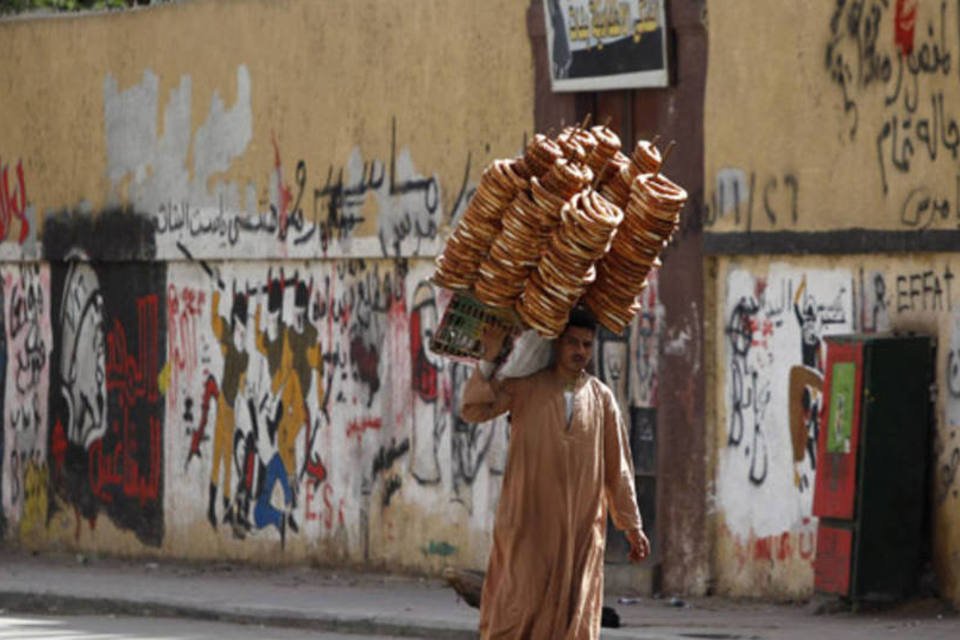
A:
[{"left": 813, "top": 339, "right": 864, "bottom": 520}]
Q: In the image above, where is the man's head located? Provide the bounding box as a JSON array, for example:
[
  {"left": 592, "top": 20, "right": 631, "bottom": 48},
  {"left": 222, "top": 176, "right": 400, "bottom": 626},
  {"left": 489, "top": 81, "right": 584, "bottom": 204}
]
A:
[{"left": 555, "top": 306, "right": 597, "bottom": 375}]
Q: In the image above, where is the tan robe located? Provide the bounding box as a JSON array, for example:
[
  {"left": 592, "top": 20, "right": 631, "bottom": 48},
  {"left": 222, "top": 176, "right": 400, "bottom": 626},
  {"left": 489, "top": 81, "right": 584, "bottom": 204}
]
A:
[{"left": 461, "top": 367, "right": 643, "bottom": 640}]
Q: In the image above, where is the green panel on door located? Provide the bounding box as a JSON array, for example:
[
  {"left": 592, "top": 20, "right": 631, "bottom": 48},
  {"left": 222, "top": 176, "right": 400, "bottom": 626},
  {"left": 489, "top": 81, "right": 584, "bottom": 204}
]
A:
[{"left": 827, "top": 361, "right": 856, "bottom": 454}]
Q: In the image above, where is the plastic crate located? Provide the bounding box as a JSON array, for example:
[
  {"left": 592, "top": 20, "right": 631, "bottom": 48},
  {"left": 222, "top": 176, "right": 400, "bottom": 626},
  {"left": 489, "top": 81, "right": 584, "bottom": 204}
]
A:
[{"left": 429, "top": 290, "right": 521, "bottom": 360}]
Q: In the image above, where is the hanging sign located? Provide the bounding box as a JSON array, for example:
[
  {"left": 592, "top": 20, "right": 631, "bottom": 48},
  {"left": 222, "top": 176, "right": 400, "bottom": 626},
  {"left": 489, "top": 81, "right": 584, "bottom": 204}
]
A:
[{"left": 543, "top": 0, "right": 670, "bottom": 92}]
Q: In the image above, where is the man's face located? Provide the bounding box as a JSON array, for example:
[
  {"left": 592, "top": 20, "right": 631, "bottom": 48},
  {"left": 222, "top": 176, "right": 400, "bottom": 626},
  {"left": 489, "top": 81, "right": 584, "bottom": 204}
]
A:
[{"left": 556, "top": 325, "right": 594, "bottom": 374}]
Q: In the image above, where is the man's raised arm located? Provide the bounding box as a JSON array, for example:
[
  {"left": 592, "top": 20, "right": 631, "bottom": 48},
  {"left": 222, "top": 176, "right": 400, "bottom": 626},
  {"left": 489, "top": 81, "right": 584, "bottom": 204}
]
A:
[{"left": 458, "top": 326, "right": 515, "bottom": 424}]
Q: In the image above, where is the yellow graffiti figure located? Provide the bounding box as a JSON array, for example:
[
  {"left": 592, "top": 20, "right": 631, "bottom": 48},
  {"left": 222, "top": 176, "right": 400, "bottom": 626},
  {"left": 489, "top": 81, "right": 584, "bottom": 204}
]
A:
[{"left": 209, "top": 288, "right": 249, "bottom": 533}]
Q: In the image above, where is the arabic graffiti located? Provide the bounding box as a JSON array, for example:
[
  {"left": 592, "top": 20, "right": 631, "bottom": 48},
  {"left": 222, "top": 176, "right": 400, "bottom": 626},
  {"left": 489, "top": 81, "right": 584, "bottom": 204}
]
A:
[
  {"left": 154, "top": 118, "right": 472, "bottom": 260},
  {"left": 824, "top": 0, "right": 960, "bottom": 227}
]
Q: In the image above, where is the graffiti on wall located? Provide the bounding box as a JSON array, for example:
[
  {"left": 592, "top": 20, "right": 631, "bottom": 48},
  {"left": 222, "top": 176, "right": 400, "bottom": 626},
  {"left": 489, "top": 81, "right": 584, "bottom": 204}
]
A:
[
  {"left": 104, "top": 66, "right": 472, "bottom": 261},
  {"left": 44, "top": 213, "right": 165, "bottom": 546},
  {"left": 939, "top": 312, "right": 960, "bottom": 504},
  {"left": 704, "top": 168, "right": 801, "bottom": 229},
  {"left": 1, "top": 264, "right": 52, "bottom": 538},
  {"left": 824, "top": 0, "right": 960, "bottom": 228},
  {"left": 164, "top": 256, "right": 511, "bottom": 552},
  {"left": 628, "top": 270, "right": 662, "bottom": 409},
  {"left": 0, "top": 157, "right": 30, "bottom": 249},
  {"left": 718, "top": 265, "right": 853, "bottom": 548},
  {"left": 167, "top": 265, "right": 329, "bottom": 544}
]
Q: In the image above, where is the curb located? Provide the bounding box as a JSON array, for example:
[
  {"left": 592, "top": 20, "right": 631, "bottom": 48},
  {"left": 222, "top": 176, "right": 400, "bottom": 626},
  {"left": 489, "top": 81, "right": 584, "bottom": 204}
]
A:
[{"left": 0, "top": 591, "right": 480, "bottom": 640}]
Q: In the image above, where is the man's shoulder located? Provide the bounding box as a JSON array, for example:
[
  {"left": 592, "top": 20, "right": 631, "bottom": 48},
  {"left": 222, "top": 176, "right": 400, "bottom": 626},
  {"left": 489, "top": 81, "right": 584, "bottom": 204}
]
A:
[{"left": 586, "top": 375, "right": 615, "bottom": 400}]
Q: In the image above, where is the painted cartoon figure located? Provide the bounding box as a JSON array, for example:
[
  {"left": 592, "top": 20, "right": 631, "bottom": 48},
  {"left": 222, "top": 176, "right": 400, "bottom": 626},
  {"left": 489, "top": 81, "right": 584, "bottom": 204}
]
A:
[
  {"left": 793, "top": 276, "right": 823, "bottom": 372},
  {"left": 208, "top": 285, "right": 250, "bottom": 535},
  {"left": 285, "top": 278, "right": 325, "bottom": 487}
]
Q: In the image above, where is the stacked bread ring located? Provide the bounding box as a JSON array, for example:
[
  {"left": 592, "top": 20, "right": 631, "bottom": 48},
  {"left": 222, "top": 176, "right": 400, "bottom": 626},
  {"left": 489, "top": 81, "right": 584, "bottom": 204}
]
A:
[
  {"left": 518, "top": 190, "right": 623, "bottom": 337},
  {"left": 633, "top": 140, "right": 663, "bottom": 174},
  {"left": 523, "top": 134, "right": 565, "bottom": 177},
  {"left": 585, "top": 171, "right": 687, "bottom": 334},
  {"left": 586, "top": 126, "right": 622, "bottom": 177},
  {"left": 434, "top": 160, "right": 525, "bottom": 289},
  {"left": 434, "top": 123, "right": 685, "bottom": 341},
  {"left": 474, "top": 191, "right": 546, "bottom": 308}
]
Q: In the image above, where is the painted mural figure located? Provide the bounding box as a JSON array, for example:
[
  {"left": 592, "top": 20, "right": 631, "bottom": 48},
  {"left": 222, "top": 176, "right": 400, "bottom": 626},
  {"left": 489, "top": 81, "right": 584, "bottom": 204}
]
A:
[
  {"left": 460, "top": 307, "right": 649, "bottom": 640},
  {"left": 286, "top": 278, "right": 325, "bottom": 488},
  {"left": 208, "top": 286, "right": 249, "bottom": 535},
  {"left": 252, "top": 275, "right": 295, "bottom": 539},
  {"left": 793, "top": 276, "right": 823, "bottom": 371}
]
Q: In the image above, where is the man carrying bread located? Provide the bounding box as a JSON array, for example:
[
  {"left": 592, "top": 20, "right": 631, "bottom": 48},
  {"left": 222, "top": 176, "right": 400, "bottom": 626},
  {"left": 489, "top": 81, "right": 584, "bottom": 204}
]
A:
[{"left": 460, "top": 305, "right": 650, "bottom": 639}]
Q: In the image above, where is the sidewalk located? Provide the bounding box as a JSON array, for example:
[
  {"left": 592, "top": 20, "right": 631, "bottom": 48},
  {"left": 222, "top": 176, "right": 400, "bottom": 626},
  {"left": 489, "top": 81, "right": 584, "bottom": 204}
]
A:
[{"left": 0, "top": 549, "right": 956, "bottom": 639}]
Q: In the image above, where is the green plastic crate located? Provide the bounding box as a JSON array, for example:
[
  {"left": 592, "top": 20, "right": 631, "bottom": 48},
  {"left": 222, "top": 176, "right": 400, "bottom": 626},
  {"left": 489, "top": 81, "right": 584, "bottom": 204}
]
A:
[{"left": 429, "top": 291, "right": 521, "bottom": 360}]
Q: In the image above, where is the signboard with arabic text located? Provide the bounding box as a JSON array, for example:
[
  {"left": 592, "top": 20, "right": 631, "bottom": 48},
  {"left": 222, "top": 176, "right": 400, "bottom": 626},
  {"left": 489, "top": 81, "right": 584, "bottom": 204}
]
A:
[{"left": 543, "top": 0, "right": 669, "bottom": 92}]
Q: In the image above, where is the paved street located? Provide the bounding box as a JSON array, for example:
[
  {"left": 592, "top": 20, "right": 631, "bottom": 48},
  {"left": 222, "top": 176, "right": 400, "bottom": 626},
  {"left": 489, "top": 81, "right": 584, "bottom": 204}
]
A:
[
  {"left": 0, "top": 614, "right": 414, "bottom": 640},
  {"left": 0, "top": 551, "right": 957, "bottom": 639}
]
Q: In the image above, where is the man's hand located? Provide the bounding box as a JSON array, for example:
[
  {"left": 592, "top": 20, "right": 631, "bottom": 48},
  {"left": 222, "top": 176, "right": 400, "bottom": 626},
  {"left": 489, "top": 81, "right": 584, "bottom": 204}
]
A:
[
  {"left": 627, "top": 528, "right": 650, "bottom": 563},
  {"left": 480, "top": 325, "right": 509, "bottom": 363}
]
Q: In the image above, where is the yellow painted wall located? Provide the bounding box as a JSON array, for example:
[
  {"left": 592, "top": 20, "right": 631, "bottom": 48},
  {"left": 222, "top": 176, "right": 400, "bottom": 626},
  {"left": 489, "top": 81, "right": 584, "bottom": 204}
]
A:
[
  {"left": 0, "top": 0, "right": 533, "bottom": 258},
  {"left": 705, "top": 1, "right": 960, "bottom": 233}
]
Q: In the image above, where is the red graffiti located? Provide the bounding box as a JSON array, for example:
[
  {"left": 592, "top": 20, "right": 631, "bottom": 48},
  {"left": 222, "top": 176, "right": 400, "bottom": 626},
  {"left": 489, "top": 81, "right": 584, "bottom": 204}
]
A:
[
  {"left": 94, "top": 295, "right": 162, "bottom": 505},
  {"left": 410, "top": 307, "right": 438, "bottom": 402},
  {"left": 751, "top": 533, "right": 794, "bottom": 562},
  {"left": 272, "top": 135, "right": 294, "bottom": 239},
  {"left": 51, "top": 418, "right": 68, "bottom": 471},
  {"left": 304, "top": 451, "right": 327, "bottom": 486},
  {"left": 307, "top": 483, "right": 346, "bottom": 530},
  {"left": 729, "top": 521, "right": 818, "bottom": 570},
  {"left": 346, "top": 417, "right": 382, "bottom": 441},
  {"left": 185, "top": 375, "right": 219, "bottom": 469},
  {"left": 895, "top": 0, "right": 918, "bottom": 56},
  {"left": 753, "top": 535, "right": 773, "bottom": 561},
  {"left": 167, "top": 285, "right": 204, "bottom": 408},
  {"left": 0, "top": 158, "right": 29, "bottom": 245}
]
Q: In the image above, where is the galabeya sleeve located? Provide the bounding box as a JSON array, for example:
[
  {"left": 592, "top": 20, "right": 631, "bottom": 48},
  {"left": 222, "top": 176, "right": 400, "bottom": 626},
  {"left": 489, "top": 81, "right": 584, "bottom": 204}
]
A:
[
  {"left": 459, "top": 365, "right": 517, "bottom": 424},
  {"left": 601, "top": 385, "right": 643, "bottom": 532}
]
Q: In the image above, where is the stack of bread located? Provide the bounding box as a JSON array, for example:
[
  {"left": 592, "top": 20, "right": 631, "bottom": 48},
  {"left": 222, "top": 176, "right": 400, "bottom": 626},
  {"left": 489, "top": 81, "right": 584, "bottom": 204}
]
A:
[
  {"left": 585, "top": 171, "right": 686, "bottom": 334},
  {"left": 473, "top": 154, "right": 593, "bottom": 310},
  {"left": 433, "top": 160, "right": 525, "bottom": 290},
  {"left": 518, "top": 190, "right": 622, "bottom": 337},
  {"left": 433, "top": 120, "right": 686, "bottom": 339}
]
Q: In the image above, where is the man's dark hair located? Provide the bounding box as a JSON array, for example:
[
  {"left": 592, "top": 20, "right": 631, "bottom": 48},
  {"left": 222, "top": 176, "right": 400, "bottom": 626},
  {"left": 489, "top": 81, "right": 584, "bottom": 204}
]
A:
[{"left": 564, "top": 304, "right": 597, "bottom": 333}]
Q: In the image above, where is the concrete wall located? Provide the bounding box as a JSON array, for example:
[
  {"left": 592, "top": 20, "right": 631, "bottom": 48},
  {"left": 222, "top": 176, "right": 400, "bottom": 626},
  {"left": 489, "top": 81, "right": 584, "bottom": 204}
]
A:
[
  {"left": 705, "top": 0, "right": 960, "bottom": 603},
  {"left": 0, "top": 0, "right": 541, "bottom": 571}
]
